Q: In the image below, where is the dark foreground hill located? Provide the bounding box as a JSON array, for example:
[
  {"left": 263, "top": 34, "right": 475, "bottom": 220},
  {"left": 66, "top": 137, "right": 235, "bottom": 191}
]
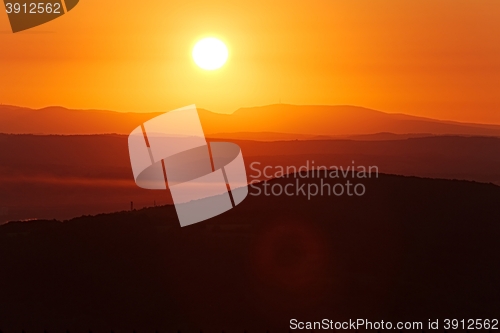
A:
[{"left": 0, "top": 173, "right": 499, "bottom": 331}]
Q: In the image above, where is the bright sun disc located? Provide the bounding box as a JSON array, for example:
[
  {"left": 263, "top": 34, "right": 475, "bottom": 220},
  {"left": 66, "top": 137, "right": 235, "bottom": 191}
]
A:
[{"left": 192, "top": 37, "right": 228, "bottom": 70}]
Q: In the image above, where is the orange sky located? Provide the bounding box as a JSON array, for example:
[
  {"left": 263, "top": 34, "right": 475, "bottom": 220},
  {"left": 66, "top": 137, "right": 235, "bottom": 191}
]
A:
[{"left": 1, "top": 0, "right": 499, "bottom": 123}]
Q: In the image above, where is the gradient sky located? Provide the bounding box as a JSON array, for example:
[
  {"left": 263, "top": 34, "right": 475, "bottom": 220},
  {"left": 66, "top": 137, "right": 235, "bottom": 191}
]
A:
[{"left": 1, "top": 0, "right": 499, "bottom": 123}]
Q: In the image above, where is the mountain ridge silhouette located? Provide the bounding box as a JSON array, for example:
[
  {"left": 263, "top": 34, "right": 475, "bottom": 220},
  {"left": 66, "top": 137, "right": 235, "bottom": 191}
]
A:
[
  {"left": 2, "top": 104, "right": 500, "bottom": 137},
  {"left": 2, "top": 133, "right": 500, "bottom": 223}
]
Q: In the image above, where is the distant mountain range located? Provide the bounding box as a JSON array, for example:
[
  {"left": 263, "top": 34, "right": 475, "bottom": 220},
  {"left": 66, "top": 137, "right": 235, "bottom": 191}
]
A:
[
  {"left": 2, "top": 104, "right": 500, "bottom": 138},
  {"left": 2, "top": 133, "right": 500, "bottom": 223}
]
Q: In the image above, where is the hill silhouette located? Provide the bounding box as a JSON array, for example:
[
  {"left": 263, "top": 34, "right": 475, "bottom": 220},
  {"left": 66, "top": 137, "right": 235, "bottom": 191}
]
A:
[
  {"left": 0, "top": 173, "right": 498, "bottom": 330},
  {"left": 206, "top": 131, "right": 435, "bottom": 141},
  {"left": 200, "top": 104, "right": 500, "bottom": 137},
  {"left": 2, "top": 133, "right": 500, "bottom": 223},
  {"left": 2, "top": 104, "right": 500, "bottom": 137}
]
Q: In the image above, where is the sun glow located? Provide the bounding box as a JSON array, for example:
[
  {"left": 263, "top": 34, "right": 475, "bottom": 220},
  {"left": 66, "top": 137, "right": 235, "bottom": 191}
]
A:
[{"left": 192, "top": 37, "right": 229, "bottom": 71}]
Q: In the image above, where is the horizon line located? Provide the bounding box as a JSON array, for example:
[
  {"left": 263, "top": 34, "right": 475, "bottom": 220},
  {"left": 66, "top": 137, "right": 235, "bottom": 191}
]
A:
[{"left": 2, "top": 103, "right": 500, "bottom": 127}]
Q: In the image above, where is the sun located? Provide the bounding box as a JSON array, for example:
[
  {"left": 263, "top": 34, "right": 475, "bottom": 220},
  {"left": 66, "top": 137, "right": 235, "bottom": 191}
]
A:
[{"left": 192, "top": 37, "right": 228, "bottom": 71}]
